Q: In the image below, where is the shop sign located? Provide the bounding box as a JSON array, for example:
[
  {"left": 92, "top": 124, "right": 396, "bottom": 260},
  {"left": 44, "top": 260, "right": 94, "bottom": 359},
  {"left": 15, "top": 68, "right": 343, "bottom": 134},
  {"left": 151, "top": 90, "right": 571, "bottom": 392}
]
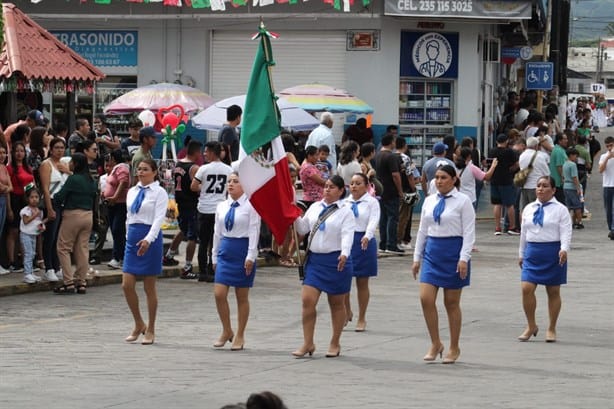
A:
[
  {"left": 400, "top": 32, "right": 459, "bottom": 79},
  {"left": 385, "top": 0, "right": 532, "bottom": 19},
  {"left": 525, "top": 62, "right": 553, "bottom": 91},
  {"left": 51, "top": 30, "right": 138, "bottom": 68}
]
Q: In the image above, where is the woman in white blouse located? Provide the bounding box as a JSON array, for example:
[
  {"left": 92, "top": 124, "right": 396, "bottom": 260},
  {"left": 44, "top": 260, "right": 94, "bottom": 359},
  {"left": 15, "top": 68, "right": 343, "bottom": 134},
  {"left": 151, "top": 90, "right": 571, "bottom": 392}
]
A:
[
  {"left": 518, "top": 175, "right": 572, "bottom": 343},
  {"left": 211, "top": 172, "right": 261, "bottom": 351},
  {"left": 292, "top": 175, "right": 355, "bottom": 358},
  {"left": 412, "top": 164, "right": 475, "bottom": 364},
  {"left": 122, "top": 158, "right": 169, "bottom": 345},
  {"left": 344, "top": 173, "right": 380, "bottom": 332}
]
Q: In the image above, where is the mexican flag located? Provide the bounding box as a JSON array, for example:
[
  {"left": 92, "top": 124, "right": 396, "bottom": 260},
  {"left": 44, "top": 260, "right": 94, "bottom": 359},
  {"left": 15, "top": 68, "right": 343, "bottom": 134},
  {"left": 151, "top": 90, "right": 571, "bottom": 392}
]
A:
[{"left": 238, "top": 23, "right": 301, "bottom": 243}]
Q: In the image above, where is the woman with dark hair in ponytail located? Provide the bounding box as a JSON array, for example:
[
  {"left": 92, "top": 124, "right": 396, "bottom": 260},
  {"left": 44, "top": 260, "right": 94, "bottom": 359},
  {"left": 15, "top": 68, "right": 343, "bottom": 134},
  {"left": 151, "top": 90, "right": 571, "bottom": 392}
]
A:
[
  {"left": 122, "top": 158, "right": 168, "bottom": 345},
  {"left": 411, "top": 164, "right": 475, "bottom": 364},
  {"left": 292, "top": 174, "right": 355, "bottom": 358}
]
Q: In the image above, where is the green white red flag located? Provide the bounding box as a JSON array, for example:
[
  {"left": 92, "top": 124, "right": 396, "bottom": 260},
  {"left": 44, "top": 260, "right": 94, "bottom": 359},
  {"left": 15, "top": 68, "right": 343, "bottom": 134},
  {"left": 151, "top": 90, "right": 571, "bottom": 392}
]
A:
[{"left": 238, "top": 23, "right": 301, "bottom": 243}]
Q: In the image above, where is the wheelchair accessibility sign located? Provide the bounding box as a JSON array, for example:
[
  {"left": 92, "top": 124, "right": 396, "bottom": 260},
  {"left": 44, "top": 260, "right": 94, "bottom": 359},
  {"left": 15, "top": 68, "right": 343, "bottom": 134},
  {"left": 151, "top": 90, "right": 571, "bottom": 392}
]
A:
[{"left": 525, "top": 62, "right": 554, "bottom": 90}]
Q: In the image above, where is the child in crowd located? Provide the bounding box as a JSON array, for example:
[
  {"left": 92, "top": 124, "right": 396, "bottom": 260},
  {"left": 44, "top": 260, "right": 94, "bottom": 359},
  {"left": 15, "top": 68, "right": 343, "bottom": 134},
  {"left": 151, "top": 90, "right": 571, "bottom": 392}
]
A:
[
  {"left": 20, "top": 186, "right": 46, "bottom": 283},
  {"left": 562, "top": 148, "right": 584, "bottom": 229},
  {"left": 316, "top": 144, "right": 332, "bottom": 180}
]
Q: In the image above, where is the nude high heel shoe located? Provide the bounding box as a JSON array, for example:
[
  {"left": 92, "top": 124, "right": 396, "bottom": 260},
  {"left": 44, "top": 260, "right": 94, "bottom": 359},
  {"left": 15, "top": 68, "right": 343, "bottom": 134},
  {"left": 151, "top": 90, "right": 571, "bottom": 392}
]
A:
[
  {"left": 517, "top": 327, "right": 539, "bottom": 342},
  {"left": 423, "top": 344, "right": 444, "bottom": 361},
  {"left": 292, "top": 345, "right": 315, "bottom": 358}
]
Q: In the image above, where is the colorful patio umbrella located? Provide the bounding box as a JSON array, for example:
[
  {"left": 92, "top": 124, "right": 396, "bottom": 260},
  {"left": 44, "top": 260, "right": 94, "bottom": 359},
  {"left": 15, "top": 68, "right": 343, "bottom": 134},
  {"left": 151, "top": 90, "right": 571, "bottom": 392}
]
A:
[
  {"left": 279, "top": 83, "right": 374, "bottom": 114},
  {"left": 103, "top": 82, "right": 215, "bottom": 115},
  {"left": 191, "top": 94, "right": 320, "bottom": 132}
]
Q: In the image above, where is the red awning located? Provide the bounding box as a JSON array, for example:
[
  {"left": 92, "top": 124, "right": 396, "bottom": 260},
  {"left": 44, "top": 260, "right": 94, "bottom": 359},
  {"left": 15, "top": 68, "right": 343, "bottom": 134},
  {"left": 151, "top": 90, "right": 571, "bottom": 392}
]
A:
[{"left": 0, "top": 3, "right": 104, "bottom": 90}]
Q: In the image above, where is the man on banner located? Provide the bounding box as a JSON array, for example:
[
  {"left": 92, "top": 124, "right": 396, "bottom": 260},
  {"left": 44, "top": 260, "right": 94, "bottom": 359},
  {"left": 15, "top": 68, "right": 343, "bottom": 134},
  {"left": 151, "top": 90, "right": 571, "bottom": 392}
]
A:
[{"left": 236, "top": 23, "right": 301, "bottom": 244}]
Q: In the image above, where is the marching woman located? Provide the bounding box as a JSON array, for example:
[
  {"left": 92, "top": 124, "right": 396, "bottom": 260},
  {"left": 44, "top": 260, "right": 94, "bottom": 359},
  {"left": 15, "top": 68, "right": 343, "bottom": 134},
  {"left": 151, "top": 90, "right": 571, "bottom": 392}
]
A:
[
  {"left": 211, "top": 172, "right": 261, "bottom": 351},
  {"left": 122, "top": 158, "right": 168, "bottom": 345},
  {"left": 344, "top": 173, "right": 380, "bottom": 332},
  {"left": 411, "top": 164, "right": 475, "bottom": 364},
  {"left": 518, "top": 175, "right": 572, "bottom": 343},
  {"left": 292, "top": 175, "right": 355, "bottom": 358}
]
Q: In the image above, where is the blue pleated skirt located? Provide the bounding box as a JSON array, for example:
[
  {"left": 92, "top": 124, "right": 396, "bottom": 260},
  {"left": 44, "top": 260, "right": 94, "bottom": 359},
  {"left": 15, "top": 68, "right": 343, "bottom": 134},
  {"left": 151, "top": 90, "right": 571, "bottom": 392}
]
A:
[
  {"left": 421, "top": 236, "right": 470, "bottom": 289},
  {"left": 521, "top": 241, "right": 567, "bottom": 285},
  {"left": 215, "top": 237, "right": 256, "bottom": 288},
  {"left": 304, "top": 251, "right": 353, "bottom": 295},
  {"left": 123, "top": 223, "right": 163, "bottom": 276},
  {"left": 350, "top": 232, "right": 377, "bottom": 277}
]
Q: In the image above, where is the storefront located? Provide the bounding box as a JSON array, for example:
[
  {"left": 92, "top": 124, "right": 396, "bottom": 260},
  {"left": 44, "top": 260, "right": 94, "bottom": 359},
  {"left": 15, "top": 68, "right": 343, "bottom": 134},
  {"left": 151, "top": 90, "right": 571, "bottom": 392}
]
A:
[{"left": 15, "top": 0, "right": 540, "bottom": 164}]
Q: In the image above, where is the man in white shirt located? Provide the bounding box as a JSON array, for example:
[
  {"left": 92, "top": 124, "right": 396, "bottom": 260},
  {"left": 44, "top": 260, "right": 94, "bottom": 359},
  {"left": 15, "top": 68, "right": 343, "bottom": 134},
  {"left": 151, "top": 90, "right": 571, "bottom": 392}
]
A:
[
  {"left": 191, "top": 141, "right": 233, "bottom": 282},
  {"left": 305, "top": 112, "right": 336, "bottom": 172},
  {"left": 599, "top": 136, "right": 614, "bottom": 240}
]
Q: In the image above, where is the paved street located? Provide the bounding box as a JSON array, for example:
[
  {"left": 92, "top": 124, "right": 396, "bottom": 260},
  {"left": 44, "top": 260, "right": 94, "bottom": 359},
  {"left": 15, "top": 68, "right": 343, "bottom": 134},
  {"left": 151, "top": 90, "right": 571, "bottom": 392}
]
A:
[{"left": 1, "top": 132, "right": 613, "bottom": 408}]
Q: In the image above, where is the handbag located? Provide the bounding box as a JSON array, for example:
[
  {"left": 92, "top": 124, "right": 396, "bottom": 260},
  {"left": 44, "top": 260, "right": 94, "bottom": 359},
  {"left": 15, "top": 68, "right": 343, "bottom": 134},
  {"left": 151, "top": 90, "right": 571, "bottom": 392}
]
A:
[
  {"left": 297, "top": 204, "right": 339, "bottom": 280},
  {"left": 513, "top": 150, "right": 538, "bottom": 188}
]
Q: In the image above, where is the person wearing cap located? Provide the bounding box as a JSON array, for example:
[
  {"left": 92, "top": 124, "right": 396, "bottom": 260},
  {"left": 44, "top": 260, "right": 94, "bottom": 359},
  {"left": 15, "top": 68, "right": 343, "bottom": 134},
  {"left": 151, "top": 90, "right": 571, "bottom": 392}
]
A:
[
  {"left": 2, "top": 110, "right": 46, "bottom": 145},
  {"left": 489, "top": 133, "right": 520, "bottom": 235},
  {"left": 420, "top": 141, "right": 454, "bottom": 195},
  {"left": 131, "top": 127, "right": 157, "bottom": 182}
]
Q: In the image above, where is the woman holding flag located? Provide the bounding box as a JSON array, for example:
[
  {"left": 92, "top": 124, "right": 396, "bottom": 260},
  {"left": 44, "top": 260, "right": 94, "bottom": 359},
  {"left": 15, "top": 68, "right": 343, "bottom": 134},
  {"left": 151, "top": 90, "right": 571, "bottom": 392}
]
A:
[
  {"left": 411, "top": 165, "right": 475, "bottom": 364},
  {"left": 517, "top": 175, "right": 572, "bottom": 343},
  {"left": 211, "top": 172, "right": 261, "bottom": 351},
  {"left": 292, "top": 175, "right": 355, "bottom": 358}
]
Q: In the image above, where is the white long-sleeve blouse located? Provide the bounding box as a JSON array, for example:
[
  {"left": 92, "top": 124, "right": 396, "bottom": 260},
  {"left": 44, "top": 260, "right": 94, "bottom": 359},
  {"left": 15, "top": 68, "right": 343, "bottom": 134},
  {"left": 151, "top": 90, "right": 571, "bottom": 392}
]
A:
[
  {"left": 212, "top": 194, "right": 261, "bottom": 265},
  {"left": 294, "top": 199, "right": 355, "bottom": 257},
  {"left": 345, "top": 192, "right": 380, "bottom": 240},
  {"left": 519, "top": 198, "right": 572, "bottom": 258},
  {"left": 413, "top": 188, "right": 475, "bottom": 263}
]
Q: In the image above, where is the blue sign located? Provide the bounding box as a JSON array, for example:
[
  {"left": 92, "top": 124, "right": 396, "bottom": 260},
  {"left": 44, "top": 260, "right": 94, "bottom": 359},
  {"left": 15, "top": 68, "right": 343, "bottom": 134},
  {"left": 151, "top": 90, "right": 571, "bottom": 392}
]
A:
[
  {"left": 400, "top": 32, "right": 459, "bottom": 79},
  {"left": 501, "top": 48, "right": 521, "bottom": 59},
  {"left": 51, "top": 30, "right": 138, "bottom": 68},
  {"left": 525, "top": 62, "right": 554, "bottom": 90}
]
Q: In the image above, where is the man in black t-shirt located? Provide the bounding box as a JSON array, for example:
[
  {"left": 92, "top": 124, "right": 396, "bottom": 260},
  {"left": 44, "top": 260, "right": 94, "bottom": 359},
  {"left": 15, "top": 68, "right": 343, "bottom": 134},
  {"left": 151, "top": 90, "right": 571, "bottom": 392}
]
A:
[
  {"left": 489, "top": 133, "right": 520, "bottom": 235},
  {"left": 162, "top": 140, "right": 202, "bottom": 278},
  {"left": 374, "top": 132, "right": 405, "bottom": 254},
  {"left": 218, "top": 104, "right": 242, "bottom": 162}
]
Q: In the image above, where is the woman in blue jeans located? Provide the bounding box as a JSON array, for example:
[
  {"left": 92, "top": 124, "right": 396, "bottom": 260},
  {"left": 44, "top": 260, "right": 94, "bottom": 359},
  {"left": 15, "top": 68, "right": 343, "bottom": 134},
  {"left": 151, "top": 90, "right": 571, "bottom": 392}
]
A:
[{"left": 102, "top": 150, "right": 130, "bottom": 269}]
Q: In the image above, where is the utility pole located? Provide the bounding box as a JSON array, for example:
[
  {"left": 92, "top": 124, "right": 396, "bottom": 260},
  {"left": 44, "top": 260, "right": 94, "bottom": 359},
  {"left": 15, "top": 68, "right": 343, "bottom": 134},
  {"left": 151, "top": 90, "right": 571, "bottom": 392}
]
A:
[{"left": 537, "top": 0, "right": 552, "bottom": 112}]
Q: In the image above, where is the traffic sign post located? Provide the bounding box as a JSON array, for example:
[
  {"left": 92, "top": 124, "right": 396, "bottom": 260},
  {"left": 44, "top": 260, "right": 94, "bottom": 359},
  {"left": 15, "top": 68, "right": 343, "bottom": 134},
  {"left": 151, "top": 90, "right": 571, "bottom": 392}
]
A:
[{"left": 525, "top": 62, "right": 554, "bottom": 91}]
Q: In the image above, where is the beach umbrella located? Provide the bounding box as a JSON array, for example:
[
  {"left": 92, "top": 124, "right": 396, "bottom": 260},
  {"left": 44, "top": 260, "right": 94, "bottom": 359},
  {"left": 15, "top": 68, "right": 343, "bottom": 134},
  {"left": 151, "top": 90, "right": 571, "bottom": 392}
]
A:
[
  {"left": 191, "top": 94, "right": 319, "bottom": 132},
  {"left": 103, "top": 82, "right": 215, "bottom": 115},
  {"left": 279, "top": 83, "right": 374, "bottom": 114}
]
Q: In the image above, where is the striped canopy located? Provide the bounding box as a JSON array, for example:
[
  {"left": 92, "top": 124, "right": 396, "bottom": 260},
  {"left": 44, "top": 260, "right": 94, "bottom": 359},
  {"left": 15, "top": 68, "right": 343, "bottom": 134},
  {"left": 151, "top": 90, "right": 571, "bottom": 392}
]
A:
[{"left": 279, "top": 83, "right": 374, "bottom": 114}]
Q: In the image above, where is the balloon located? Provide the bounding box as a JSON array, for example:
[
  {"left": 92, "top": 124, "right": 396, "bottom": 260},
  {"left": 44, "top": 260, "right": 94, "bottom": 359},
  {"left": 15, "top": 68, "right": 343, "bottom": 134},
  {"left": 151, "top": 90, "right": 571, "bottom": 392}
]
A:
[
  {"left": 138, "top": 110, "right": 156, "bottom": 127},
  {"left": 161, "top": 113, "right": 180, "bottom": 130}
]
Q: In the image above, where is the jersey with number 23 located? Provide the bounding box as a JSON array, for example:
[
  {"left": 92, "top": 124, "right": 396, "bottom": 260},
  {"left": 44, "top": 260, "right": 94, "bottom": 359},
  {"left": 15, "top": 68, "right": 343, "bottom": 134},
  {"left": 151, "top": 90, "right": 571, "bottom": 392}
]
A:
[{"left": 194, "top": 161, "right": 233, "bottom": 214}]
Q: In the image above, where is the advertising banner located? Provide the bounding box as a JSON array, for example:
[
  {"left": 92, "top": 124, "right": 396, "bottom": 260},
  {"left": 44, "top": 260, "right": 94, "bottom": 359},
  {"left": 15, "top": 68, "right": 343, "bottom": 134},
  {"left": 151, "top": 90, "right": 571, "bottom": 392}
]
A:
[
  {"left": 400, "top": 31, "right": 459, "bottom": 79},
  {"left": 385, "top": 0, "right": 532, "bottom": 20},
  {"left": 52, "top": 30, "right": 138, "bottom": 68}
]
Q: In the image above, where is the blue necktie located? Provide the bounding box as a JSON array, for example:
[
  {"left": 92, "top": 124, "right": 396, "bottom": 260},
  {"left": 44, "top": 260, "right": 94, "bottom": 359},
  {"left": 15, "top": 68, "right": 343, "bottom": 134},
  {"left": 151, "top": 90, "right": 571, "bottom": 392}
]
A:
[
  {"left": 318, "top": 203, "right": 337, "bottom": 231},
  {"left": 225, "top": 201, "right": 240, "bottom": 231},
  {"left": 432, "top": 193, "right": 451, "bottom": 225},
  {"left": 130, "top": 186, "right": 148, "bottom": 214},
  {"left": 532, "top": 202, "right": 552, "bottom": 227},
  {"left": 351, "top": 201, "right": 361, "bottom": 218}
]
